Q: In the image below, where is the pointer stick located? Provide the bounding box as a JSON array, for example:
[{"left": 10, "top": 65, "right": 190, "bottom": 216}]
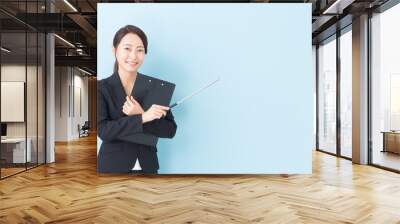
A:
[{"left": 169, "top": 77, "right": 220, "bottom": 108}]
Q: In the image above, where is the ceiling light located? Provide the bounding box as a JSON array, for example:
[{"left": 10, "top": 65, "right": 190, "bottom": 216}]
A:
[
  {"left": 1, "top": 47, "right": 11, "bottom": 53},
  {"left": 63, "top": 0, "right": 78, "bottom": 12},
  {"left": 54, "top": 34, "right": 75, "bottom": 48},
  {"left": 78, "top": 67, "right": 92, "bottom": 76},
  {"left": 323, "top": 0, "right": 354, "bottom": 15}
]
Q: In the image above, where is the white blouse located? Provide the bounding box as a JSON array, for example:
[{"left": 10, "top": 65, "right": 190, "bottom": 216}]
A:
[{"left": 131, "top": 158, "right": 142, "bottom": 170}]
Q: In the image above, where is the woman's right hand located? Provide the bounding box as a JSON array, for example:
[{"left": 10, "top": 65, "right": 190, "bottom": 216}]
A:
[{"left": 142, "top": 104, "right": 170, "bottom": 123}]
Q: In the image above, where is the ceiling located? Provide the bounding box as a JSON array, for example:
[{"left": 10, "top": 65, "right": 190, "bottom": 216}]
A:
[{"left": 0, "top": 0, "right": 394, "bottom": 75}]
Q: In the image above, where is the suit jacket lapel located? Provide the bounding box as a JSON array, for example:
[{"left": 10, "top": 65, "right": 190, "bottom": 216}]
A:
[
  {"left": 109, "top": 72, "right": 149, "bottom": 113},
  {"left": 108, "top": 72, "right": 128, "bottom": 115}
]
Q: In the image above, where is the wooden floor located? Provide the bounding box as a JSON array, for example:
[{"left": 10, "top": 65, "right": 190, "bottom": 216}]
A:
[
  {"left": 1, "top": 163, "right": 46, "bottom": 178},
  {"left": 1, "top": 167, "right": 26, "bottom": 178},
  {"left": 1, "top": 135, "right": 400, "bottom": 223},
  {"left": 373, "top": 150, "right": 400, "bottom": 171}
]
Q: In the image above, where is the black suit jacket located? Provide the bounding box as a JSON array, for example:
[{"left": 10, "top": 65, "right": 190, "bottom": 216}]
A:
[{"left": 97, "top": 72, "right": 177, "bottom": 174}]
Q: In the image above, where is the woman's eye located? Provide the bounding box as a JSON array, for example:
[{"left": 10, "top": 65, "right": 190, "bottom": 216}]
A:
[
  {"left": 124, "top": 47, "right": 131, "bottom": 51},
  {"left": 137, "top": 49, "right": 144, "bottom": 52}
]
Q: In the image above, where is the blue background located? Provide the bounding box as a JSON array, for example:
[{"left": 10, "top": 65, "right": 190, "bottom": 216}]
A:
[{"left": 97, "top": 3, "right": 312, "bottom": 174}]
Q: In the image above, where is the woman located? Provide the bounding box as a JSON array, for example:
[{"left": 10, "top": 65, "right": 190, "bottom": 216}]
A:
[{"left": 97, "top": 25, "right": 177, "bottom": 174}]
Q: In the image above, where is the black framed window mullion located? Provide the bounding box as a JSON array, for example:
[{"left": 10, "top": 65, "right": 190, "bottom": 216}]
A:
[
  {"left": 44, "top": 0, "right": 48, "bottom": 165},
  {"left": 367, "top": 10, "right": 373, "bottom": 165},
  {"left": 316, "top": 45, "right": 319, "bottom": 151},
  {"left": 73, "top": 68, "right": 75, "bottom": 118},
  {"left": 336, "top": 29, "right": 341, "bottom": 157},
  {"left": 24, "top": 0, "right": 28, "bottom": 171},
  {"left": 44, "top": 30, "right": 47, "bottom": 164},
  {"left": 36, "top": 0, "right": 39, "bottom": 168}
]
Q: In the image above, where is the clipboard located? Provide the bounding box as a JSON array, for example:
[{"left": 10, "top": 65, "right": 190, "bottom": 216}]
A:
[
  {"left": 125, "top": 74, "right": 175, "bottom": 147},
  {"left": 137, "top": 74, "right": 176, "bottom": 110}
]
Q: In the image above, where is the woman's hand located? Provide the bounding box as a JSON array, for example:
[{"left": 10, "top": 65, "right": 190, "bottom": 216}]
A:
[
  {"left": 122, "top": 96, "right": 144, "bottom": 116},
  {"left": 142, "top": 104, "right": 169, "bottom": 123}
]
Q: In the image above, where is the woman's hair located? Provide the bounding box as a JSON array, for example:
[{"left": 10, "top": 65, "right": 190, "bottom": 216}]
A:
[{"left": 113, "top": 25, "right": 148, "bottom": 73}]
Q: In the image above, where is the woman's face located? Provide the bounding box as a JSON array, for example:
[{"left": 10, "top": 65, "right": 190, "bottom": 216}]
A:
[{"left": 114, "top": 33, "right": 145, "bottom": 74}]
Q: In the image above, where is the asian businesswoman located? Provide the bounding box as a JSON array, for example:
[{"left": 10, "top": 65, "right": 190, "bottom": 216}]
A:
[{"left": 97, "top": 25, "right": 177, "bottom": 174}]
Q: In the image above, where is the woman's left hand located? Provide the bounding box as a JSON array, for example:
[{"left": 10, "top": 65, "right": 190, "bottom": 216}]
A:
[{"left": 122, "top": 96, "right": 144, "bottom": 116}]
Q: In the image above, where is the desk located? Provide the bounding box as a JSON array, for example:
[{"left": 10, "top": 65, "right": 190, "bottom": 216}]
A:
[
  {"left": 1, "top": 138, "right": 31, "bottom": 163},
  {"left": 381, "top": 131, "right": 400, "bottom": 154}
]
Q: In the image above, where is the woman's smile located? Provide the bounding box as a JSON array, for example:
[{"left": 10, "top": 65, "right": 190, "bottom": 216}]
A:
[{"left": 126, "top": 60, "right": 139, "bottom": 67}]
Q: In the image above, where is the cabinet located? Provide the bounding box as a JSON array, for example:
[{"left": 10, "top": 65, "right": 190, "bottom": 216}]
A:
[{"left": 382, "top": 132, "right": 400, "bottom": 154}]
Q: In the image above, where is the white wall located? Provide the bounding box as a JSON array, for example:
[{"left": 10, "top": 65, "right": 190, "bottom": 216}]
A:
[
  {"left": 72, "top": 72, "right": 89, "bottom": 138},
  {"left": 54, "top": 67, "right": 89, "bottom": 141},
  {"left": 55, "top": 66, "right": 68, "bottom": 141},
  {"left": 1, "top": 65, "right": 42, "bottom": 137},
  {"left": 1, "top": 65, "right": 27, "bottom": 141}
]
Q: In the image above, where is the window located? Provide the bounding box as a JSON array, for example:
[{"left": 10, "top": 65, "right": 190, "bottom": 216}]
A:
[
  {"left": 0, "top": 1, "right": 46, "bottom": 179},
  {"left": 339, "top": 28, "right": 352, "bottom": 158},
  {"left": 371, "top": 2, "right": 400, "bottom": 171},
  {"left": 317, "top": 36, "right": 337, "bottom": 154}
]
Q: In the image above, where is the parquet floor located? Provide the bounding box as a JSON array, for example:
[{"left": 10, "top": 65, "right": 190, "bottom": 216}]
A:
[
  {"left": 0, "top": 134, "right": 400, "bottom": 223},
  {"left": 1, "top": 167, "right": 26, "bottom": 178},
  {"left": 373, "top": 151, "right": 400, "bottom": 171}
]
